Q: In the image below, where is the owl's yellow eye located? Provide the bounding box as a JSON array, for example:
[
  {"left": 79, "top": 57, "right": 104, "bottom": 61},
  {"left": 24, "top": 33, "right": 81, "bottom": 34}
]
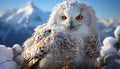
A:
[
  {"left": 76, "top": 15, "right": 83, "bottom": 20},
  {"left": 62, "top": 15, "right": 67, "bottom": 20}
]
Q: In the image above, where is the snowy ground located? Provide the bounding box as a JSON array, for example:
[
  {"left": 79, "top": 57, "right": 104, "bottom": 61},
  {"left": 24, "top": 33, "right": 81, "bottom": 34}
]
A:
[{"left": 0, "top": 44, "right": 22, "bottom": 69}]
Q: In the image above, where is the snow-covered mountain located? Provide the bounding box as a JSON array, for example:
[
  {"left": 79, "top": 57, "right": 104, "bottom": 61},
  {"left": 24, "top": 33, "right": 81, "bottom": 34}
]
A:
[
  {"left": 0, "top": 1, "right": 50, "bottom": 47},
  {"left": 98, "top": 18, "right": 120, "bottom": 42},
  {"left": 2, "top": 1, "right": 49, "bottom": 27}
]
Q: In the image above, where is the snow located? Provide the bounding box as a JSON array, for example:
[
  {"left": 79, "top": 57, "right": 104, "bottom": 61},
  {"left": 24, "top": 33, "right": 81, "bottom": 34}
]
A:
[
  {"left": 114, "top": 26, "right": 120, "bottom": 38},
  {"left": 103, "top": 36, "right": 116, "bottom": 46},
  {"left": 0, "top": 61, "right": 18, "bottom": 69},
  {"left": 0, "top": 45, "right": 18, "bottom": 69},
  {"left": 98, "top": 18, "right": 120, "bottom": 41},
  {"left": 15, "top": 55, "right": 21, "bottom": 65},
  {"left": 0, "top": 8, "right": 17, "bottom": 22},
  {"left": 98, "top": 18, "right": 118, "bottom": 27},
  {"left": 16, "top": 1, "right": 34, "bottom": 15},
  {"left": 3, "top": 1, "right": 49, "bottom": 27},
  {"left": 0, "top": 45, "right": 13, "bottom": 59},
  {"left": 12, "top": 44, "right": 22, "bottom": 56},
  {"left": 100, "top": 37, "right": 117, "bottom": 57}
]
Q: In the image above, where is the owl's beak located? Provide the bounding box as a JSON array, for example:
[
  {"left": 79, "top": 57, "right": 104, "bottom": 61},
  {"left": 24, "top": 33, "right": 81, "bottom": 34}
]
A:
[{"left": 69, "top": 20, "right": 74, "bottom": 30}]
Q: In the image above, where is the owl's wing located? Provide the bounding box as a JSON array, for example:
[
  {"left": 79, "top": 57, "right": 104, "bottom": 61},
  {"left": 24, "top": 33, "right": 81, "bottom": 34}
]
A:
[
  {"left": 84, "top": 33, "right": 100, "bottom": 58},
  {"left": 21, "top": 25, "right": 53, "bottom": 68}
]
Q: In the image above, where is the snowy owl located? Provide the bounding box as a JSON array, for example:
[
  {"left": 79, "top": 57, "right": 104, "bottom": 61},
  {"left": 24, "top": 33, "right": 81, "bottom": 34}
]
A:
[{"left": 21, "top": 0, "right": 100, "bottom": 69}]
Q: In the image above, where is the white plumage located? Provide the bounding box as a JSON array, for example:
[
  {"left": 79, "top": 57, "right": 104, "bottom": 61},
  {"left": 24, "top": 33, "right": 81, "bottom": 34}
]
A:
[{"left": 21, "top": 0, "right": 100, "bottom": 69}]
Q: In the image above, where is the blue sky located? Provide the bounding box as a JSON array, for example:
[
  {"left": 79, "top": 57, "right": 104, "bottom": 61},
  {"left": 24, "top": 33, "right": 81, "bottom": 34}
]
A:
[{"left": 0, "top": 0, "right": 120, "bottom": 19}]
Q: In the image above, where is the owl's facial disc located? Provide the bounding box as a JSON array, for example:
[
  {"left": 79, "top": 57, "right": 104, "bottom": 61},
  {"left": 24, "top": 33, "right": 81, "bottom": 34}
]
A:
[
  {"left": 61, "top": 14, "right": 83, "bottom": 30},
  {"left": 61, "top": 15, "right": 75, "bottom": 30},
  {"left": 61, "top": 7, "right": 84, "bottom": 30}
]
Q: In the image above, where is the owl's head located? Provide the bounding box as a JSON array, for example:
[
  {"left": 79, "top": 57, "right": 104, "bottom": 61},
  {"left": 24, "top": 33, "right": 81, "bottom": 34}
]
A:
[{"left": 48, "top": 0, "right": 98, "bottom": 32}]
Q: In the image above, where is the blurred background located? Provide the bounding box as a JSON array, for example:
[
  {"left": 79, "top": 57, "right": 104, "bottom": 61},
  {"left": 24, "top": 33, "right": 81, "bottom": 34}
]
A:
[{"left": 0, "top": 0, "right": 120, "bottom": 47}]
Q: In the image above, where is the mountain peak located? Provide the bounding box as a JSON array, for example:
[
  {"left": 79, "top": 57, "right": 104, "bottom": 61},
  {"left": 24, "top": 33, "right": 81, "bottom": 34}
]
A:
[
  {"left": 25, "top": 1, "right": 36, "bottom": 8},
  {"left": 16, "top": 1, "right": 37, "bottom": 15}
]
